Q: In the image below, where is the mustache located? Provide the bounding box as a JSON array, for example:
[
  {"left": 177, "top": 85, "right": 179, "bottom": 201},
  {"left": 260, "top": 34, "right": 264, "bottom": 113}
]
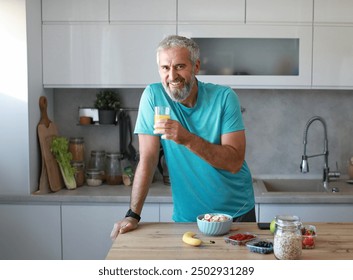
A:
[{"left": 167, "top": 77, "right": 184, "bottom": 84}]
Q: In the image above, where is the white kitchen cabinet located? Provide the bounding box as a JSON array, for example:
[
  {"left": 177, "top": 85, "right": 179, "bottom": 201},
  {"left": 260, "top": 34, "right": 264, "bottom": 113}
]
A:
[
  {"left": 160, "top": 203, "right": 174, "bottom": 222},
  {"left": 42, "top": 24, "right": 175, "bottom": 87},
  {"left": 257, "top": 203, "right": 353, "bottom": 222},
  {"left": 42, "top": 0, "right": 109, "bottom": 22},
  {"left": 246, "top": 0, "right": 313, "bottom": 24},
  {"left": 110, "top": 0, "right": 176, "bottom": 22},
  {"left": 0, "top": 204, "right": 61, "bottom": 260},
  {"left": 178, "top": 0, "right": 245, "bottom": 23},
  {"left": 178, "top": 24, "right": 312, "bottom": 88},
  {"left": 312, "top": 0, "right": 353, "bottom": 88},
  {"left": 314, "top": 0, "right": 353, "bottom": 24},
  {"left": 312, "top": 26, "right": 353, "bottom": 88},
  {"left": 61, "top": 203, "right": 159, "bottom": 260}
]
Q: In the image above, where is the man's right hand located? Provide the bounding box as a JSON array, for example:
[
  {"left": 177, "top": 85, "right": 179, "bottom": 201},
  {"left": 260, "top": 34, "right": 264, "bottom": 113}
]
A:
[{"left": 110, "top": 217, "right": 139, "bottom": 241}]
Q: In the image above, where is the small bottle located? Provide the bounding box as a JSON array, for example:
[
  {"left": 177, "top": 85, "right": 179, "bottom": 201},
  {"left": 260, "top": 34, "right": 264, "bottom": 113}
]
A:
[
  {"left": 71, "top": 161, "right": 85, "bottom": 187},
  {"left": 69, "top": 137, "right": 85, "bottom": 162},
  {"left": 274, "top": 215, "right": 302, "bottom": 260},
  {"left": 86, "top": 169, "right": 102, "bottom": 187},
  {"left": 106, "top": 152, "right": 123, "bottom": 185},
  {"left": 89, "top": 150, "right": 106, "bottom": 182}
]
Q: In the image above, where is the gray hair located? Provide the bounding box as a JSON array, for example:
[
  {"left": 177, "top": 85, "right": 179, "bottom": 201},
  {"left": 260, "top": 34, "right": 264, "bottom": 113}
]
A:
[{"left": 156, "top": 35, "right": 200, "bottom": 66}]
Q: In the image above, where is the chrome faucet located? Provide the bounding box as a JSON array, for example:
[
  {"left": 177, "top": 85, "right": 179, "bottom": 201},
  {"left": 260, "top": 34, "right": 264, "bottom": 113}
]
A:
[{"left": 300, "top": 116, "right": 340, "bottom": 189}]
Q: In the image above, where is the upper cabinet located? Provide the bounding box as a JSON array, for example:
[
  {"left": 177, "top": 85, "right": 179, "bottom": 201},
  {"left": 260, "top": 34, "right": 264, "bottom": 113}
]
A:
[
  {"left": 312, "top": 0, "right": 353, "bottom": 88},
  {"left": 43, "top": 24, "right": 175, "bottom": 87},
  {"left": 42, "top": 0, "right": 109, "bottom": 22},
  {"left": 178, "top": 0, "right": 245, "bottom": 23},
  {"left": 246, "top": 0, "right": 313, "bottom": 24},
  {"left": 42, "top": 0, "right": 353, "bottom": 89},
  {"left": 178, "top": 0, "right": 313, "bottom": 88},
  {"left": 179, "top": 25, "right": 312, "bottom": 88},
  {"left": 110, "top": 0, "right": 176, "bottom": 22},
  {"left": 314, "top": 0, "right": 353, "bottom": 24},
  {"left": 42, "top": 0, "right": 176, "bottom": 88}
]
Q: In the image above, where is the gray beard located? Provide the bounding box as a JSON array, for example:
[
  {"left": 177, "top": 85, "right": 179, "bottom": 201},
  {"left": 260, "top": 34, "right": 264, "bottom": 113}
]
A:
[{"left": 164, "top": 77, "right": 195, "bottom": 102}]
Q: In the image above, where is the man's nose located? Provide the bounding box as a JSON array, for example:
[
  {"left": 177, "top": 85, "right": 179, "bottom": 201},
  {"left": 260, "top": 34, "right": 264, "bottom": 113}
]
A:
[{"left": 168, "top": 68, "right": 178, "bottom": 80}]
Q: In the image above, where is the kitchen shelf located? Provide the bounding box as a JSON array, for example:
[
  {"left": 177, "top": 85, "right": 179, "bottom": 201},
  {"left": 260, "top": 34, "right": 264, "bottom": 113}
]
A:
[{"left": 77, "top": 107, "right": 138, "bottom": 126}]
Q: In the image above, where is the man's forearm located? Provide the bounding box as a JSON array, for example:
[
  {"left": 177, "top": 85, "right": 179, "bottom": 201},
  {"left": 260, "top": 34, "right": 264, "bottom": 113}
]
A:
[
  {"left": 184, "top": 133, "right": 245, "bottom": 173},
  {"left": 129, "top": 160, "right": 157, "bottom": 215}
]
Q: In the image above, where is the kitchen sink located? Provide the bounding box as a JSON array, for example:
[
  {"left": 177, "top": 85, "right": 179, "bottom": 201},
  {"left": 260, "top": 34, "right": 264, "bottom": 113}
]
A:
[
  {"left": 263, "top": 179, "right": 328, "bottom": 192},
  {"left": 260, "top": 178, "right": 353, "bottom": 194}
]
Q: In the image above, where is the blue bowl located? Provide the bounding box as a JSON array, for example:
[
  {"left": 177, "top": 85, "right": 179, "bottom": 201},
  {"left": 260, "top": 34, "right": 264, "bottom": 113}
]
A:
[{"left": 197, "top": 213, "right": 233, "bottom": 236}]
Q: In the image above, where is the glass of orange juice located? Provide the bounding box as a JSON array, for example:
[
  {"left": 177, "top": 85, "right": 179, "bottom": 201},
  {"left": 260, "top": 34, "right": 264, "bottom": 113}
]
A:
[{"left": 154, "top": 106, "right": 170, "bottom": 134}]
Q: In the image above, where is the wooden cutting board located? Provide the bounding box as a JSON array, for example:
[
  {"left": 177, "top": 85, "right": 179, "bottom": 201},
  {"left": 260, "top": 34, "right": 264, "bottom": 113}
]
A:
[{"left": 37, "top": 96, "right": 64, "bottom": 192}]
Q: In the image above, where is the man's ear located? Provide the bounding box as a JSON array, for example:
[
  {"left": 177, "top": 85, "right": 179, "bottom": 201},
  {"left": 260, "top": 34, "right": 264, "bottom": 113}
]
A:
[{"left": 194, "top": 59, "right": 201, "bottom": 75}]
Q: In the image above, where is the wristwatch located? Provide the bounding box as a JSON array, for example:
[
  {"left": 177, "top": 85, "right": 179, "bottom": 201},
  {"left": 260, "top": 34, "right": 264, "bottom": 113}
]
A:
[{"left": 125, "top": 209, "right": 141, "bottom": 222}]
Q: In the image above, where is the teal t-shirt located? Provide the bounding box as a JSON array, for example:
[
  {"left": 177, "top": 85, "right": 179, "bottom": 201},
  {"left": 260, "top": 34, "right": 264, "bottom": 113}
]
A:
[{"left": 134, "top": 80, "right": 255, "bottom": 222}]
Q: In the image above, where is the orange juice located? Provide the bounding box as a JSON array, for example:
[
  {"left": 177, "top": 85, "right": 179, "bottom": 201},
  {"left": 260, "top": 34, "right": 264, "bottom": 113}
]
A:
[
  {"left": 154, "top": 106, "right": 170, "bottom": 134},
  {"left": 154, "top": 114, "right": 170, "bottom": 123}
]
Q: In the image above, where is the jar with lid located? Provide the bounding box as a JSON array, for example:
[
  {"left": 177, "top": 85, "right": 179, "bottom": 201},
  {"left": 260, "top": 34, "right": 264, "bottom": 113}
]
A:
[
  {"left": 89, "top": 150, "right": 106, "bottom": 182},
  {"left": 86, "top": 169, "right": 102, "bottom": 186},
  {"left": 71, "top": 161, "right": 85, "bottom": 187},
  {"left": 105, "top": 152, "right": 123, "bottom": 185},
  {"left": 69, "top": 137, "right": 85, "bottom": 162},
  {"left": 273, "top": 215, "right": 302, "bottom": 260}
]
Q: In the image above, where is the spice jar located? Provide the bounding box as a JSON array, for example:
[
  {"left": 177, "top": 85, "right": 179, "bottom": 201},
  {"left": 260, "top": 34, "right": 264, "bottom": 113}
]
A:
[
  {"left": 71, "top": 161, "right": 85, "bottom": 187},
  {"left": 274, "top": 215, "right": 302, "bottom": 260},
  {"left": 89, "top": 150, "right": 106, "bottom": 182},
  {"left": 106, "top": 152, "right": 123, "bottom": 185},
  {"left": 86, "top": 169, "right": 102, "bottom": 186},
  {"left": 69, "top": 137, "right": 85, "bottom": 162}
]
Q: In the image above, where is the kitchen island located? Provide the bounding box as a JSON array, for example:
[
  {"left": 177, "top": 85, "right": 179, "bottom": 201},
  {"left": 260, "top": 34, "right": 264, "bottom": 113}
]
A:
[{"left": 106, "top": 222, "right": 353, "bottom": 260}]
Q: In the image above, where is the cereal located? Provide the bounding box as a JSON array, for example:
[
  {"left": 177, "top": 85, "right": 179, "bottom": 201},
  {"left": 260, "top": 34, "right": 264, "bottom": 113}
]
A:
[{"left": 274, "top": 232, "right": 302, "bottom": 260}]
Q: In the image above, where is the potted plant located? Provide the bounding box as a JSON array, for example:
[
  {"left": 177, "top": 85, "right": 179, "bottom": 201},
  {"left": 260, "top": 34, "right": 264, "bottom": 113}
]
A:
[{"left": 94, "top": 90, "right": 120, "bottom": 124}]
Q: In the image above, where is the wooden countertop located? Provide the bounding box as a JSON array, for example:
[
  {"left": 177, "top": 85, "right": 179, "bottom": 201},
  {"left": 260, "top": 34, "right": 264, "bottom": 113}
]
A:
[{"left": 106, "top": 222, "right": 353, "bottom": 260}]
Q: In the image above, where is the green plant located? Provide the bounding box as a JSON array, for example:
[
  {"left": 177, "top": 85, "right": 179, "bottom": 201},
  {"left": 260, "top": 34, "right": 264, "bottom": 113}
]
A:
[
  {"left": 51, "top": 136, "right": 76, "bottom": 190},
  {"left": 94, "top": 90, "right": 120, "bottom": 110}
]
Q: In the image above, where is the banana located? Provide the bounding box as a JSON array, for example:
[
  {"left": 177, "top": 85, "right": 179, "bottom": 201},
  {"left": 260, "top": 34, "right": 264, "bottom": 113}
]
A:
[{"left": 182, "top": 231, "right": 202, "bottom": 246}]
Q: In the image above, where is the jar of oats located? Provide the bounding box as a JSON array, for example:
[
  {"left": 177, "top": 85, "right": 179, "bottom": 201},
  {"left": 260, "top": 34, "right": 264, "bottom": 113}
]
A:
[
  {"left": 89, "top": 150, "right": 106, "bottom": 182},
  {"left": 274, "top": 215, "right": 302, "bottom": 260},
  {"left": 86, "top": 169, "right": 102, "bottom": 187}
]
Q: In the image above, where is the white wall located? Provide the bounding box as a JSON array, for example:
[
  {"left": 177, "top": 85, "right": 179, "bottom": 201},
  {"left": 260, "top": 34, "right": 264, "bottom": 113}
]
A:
[
  {"left": 0, "top": 0, "right": 30, "bottom": 194},
  {"left": 0, "top": 0, "right": 47, "bottom": 194}
]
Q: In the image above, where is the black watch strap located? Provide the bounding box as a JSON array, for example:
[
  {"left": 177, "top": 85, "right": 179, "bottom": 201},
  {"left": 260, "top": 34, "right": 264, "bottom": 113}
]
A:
[{"left": 125, "top": 209, "right": 141, "bottom": 222}]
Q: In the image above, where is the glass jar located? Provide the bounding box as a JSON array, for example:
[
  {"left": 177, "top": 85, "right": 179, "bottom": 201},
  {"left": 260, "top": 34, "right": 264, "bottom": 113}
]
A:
[
  {"left": 105, "top": 152, "right": 123, "bottom": 185},
  {"left": 71, "top": 161, "right": 85, "bottom": 187},
  {"left": 86, "top": 169, "right": 102, "bottom": 186},
  {"left": 274, "top": 215, "right": 302, "bottom": 260},
  {"left": 89, "top": 150, "right": 106, "bottom": 182},
  {"left": 121, "top": 158, "right": 134, "bottom": 186},
  {"left": 69, "top": 137, "right": 85, "bottom": 162}
]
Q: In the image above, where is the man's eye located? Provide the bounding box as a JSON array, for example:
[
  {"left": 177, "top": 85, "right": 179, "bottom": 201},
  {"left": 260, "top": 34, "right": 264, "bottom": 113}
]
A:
[
  {"left": 175, "top": 65, "right": 184, "bottom": 70},
  {"left": 161, "top": 66, "right": 169, "bottom": 71}
]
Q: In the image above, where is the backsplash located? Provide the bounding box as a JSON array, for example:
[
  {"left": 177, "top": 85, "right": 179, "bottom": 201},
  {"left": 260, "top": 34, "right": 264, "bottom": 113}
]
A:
[{"left": 54, "top": 88, "right": 353, "bottom": 178}]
